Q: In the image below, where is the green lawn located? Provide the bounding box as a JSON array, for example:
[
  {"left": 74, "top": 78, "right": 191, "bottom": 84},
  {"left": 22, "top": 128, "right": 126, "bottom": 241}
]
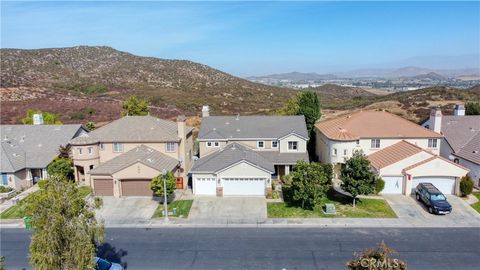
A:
[
  {"left": 268, "top": 190, "right": 397, "bottom": 218},
  {"left": 471, "top": 193, "right": 480, "bottom": 213},
  {"left": 152, "top": 200, "right": 193, "bottom": 219}
]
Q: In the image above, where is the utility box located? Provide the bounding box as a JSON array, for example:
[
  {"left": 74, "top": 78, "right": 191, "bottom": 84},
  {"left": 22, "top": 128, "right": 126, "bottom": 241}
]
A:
[
  {"left": 323, "top": 203, "right": 336, "bottom": 215},
  {"left": 23, "top": 216, "right": 32, "bottom": 230}
]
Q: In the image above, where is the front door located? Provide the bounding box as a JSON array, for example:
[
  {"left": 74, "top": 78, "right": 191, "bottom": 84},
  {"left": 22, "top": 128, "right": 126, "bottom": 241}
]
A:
[{"left": 1, "top": 173, "right": 8, "bottom": 186}]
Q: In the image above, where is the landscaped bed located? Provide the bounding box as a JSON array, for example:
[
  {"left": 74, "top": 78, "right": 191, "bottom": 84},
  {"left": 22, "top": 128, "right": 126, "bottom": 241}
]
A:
[
  {"left": 268, "top": 190, "right": 397, "bottom": 218},
  {"left": 470, "top": 193, "right": 480, "bottom": 213},
  {"left": 152, "top": 200, "right": 193, "bottom": 219}
]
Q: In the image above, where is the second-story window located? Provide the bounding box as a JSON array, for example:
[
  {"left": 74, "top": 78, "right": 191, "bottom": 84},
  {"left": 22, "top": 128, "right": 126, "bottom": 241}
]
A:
[
  {"left": 100, "top": 143, "right": 104, "bottom": 150},
  {"left": 78, "top": 148, "right": 82, "bottom": 155},
  {"left": 428, "top": 139, "right": 437, "bottom": 148},
  {"left": 166, "top": 142, "right": 176, "bottom": 152},
  {"left": 288, "top": 141, "right": 298, "bottom": 150},
  {"left": 113, "top": 143, "right": 123, "bottom": 153},
  {"left": 207, "top": 142, "right": 212, "bottom": 147},
  {"left": 343, "top": 149, "right": 347, "bottom": 156},
  {"left": 214, "top": 142, "right": 220, "bottom": 147},
  {"left": 88, "top": 147, "right": 93, "bottom": 155},
  {"left": 333, "top": 148, "right": 337, "bottom": 156},
  {"left": 371, "top": 139, "right": 381, "bottom": 149},
  {"left": 257, "top": 141, "right": 265, "bottom": 149},
  {"left": 271, "top": 141, "right": 278, "bottom": 148}
]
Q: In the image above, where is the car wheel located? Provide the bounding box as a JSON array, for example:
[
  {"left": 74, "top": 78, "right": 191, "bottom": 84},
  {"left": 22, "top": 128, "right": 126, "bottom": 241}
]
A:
[
  {"left": 428, "top": 207, "right": 434, "bottom": 214},
  {"left": 416, "top": 194, "right": 420, "bottom": 201}
]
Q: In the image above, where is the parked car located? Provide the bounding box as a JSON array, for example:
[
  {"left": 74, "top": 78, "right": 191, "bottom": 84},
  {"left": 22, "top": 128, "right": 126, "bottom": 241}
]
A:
[
  {"left": 94, "top": 257, "right": 123, "bottom": 270},
  {"left": 415, "top": 183, "right": 452, "bottom": 215}
]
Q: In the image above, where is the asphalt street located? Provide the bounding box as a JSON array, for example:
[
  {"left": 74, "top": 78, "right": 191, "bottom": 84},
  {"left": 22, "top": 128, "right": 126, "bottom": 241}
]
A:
[{"left": 1, "top": 227, "right": 479, "bottom": 270}]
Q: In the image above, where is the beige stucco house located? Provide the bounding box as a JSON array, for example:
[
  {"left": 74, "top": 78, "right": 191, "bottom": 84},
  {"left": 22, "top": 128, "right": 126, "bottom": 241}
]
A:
[
  {"left": 315, "top": 110, "right": 469, "bottom": 196},
  {"left": 190, "top": 106, "right": 309, "bottom": 197},
  {"left": 70, "top": 115, "right": 194, "bottom": 197}
]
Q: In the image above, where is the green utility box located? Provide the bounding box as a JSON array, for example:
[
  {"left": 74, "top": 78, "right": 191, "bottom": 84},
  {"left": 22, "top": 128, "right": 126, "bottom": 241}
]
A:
[{"left": 23, "top": 216, "right": 32, "bottom": 230}]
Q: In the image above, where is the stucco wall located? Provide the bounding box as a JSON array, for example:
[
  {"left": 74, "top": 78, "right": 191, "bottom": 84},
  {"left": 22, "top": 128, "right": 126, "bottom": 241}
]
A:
[
  {"left": 279, "top": 134, "right": 307, "bottom": 153},
  {"left": 199, "top": 141, "right": 227, "bottom": 157},
  {"left": 379, "top": 151, "right": 433, "bottom": 175},
  {"left": 217, "top": 162, "right": 272, "bottom": 188},
  {"left": 457, "top": 158, "right": 480, "bottom": 187}
]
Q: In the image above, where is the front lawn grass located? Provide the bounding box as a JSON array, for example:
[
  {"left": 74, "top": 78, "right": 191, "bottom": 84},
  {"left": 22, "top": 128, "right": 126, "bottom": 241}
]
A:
[
  {"left": 152, "top": 200, "right": 193, "bottom": 219},
  {"left": 268, "top": 190, "right": 397, "bottom": 218},
  {"left": 471, "top": 193, "right": 480, "bottom": 213},
  {"left": 0, "top": 192, "right": 40, "bottom": 219}
]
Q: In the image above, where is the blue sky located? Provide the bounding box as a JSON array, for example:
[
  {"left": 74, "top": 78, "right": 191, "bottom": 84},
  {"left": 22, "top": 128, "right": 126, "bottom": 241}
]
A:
[{"left": 1, "top": 1, "right": 479, "bottom": 76}]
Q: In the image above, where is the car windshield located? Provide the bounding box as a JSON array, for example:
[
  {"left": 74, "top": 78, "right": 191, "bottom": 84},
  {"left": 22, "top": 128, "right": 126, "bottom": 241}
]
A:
[
  {"left": 430, "top": 194, "right": 446, "bottom": 201},
  {"left": 96, "top": 258, "right": 112, "bottom": 270}
]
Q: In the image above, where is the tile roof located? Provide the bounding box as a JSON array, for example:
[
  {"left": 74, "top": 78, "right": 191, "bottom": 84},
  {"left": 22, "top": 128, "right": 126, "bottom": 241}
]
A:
[
  {"left": 453, "top": 132, "right": 480, "bottom": 165},
  {"left": 70, "top": 115, "right": 193, "bottom": 145},
  {"left": 88, "top": 145, "right": 179, "bottom": 175},
  {"left": 368, "top": 140, "right": 428, "bottom": 170},
  {"left": 402, "top": 155, "right": 469, "bottom": 172},
  {"left": 198, "top": 116, "right": 308, "bottom": 140},
  {"left": 190, "top": 143, "right": 275, "bottom": 173},
  {"left": 0, "top": 125, "right": 85, "bottom": 172},
  {"left": 315, "top": 111, "right": 442, "bottom": 141}
]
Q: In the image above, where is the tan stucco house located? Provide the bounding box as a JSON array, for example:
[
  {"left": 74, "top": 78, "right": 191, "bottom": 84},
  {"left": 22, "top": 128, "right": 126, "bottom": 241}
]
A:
[
  {"left": 190, "top": 106, "right": 309, "bottom": 197},
  {"left": 69, "top": 115, "right": 194, "bottom": 197},
  {"left": 1, "top": 124, "right": 87, "bottom": 190},
  {"left": 315, "top": 110, "right": 469, "bottom": 196}
]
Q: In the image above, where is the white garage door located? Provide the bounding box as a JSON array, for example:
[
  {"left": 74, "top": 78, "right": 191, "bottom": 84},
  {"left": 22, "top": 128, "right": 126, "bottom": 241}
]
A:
[
  {"left": 223, "top": 178, "right": 265, "bottom": 196},
  {"left": 411, "top": 176, "right": 456, "bottom": 195},
  {"left": 381, "top": 176, "right": 403, "bottom": 194},
  {"left": 194, "top": 177, "right": 216, "bottom": 195}
]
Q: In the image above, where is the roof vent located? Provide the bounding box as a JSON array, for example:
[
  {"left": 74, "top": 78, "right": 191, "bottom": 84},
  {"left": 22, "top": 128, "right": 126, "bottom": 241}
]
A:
[
  {"left": 12, "top": 153, "right": 19, "bottom": 157},
  {"left": 147, "top": 148, "right": 153, "bottom": 152},
  {"left": 225, "top": 122, "right": 230, "bottom": 125},
  {"left": 20, "top": 135, "right": 25, "bottom": 142},
  {"left": 236, "top": 128, "right": 240, "bottom": 132},
  {"left": 473, "top": 150, "right": 479, "bottom": 154},
  {"left": 213, "top": 128, "right": 216, "bottom": 131},
  {"left": 147, "top": 158, "right": 154, "bottom": 163}
]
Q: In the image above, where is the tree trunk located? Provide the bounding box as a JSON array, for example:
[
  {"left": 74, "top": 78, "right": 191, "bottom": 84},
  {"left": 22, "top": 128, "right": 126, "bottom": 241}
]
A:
[
  {"left": 302, "top": 200, "right": 305, "bottom": 209},
  {"left": 353, "top": 197, "right": 356, "bottom": 208}
]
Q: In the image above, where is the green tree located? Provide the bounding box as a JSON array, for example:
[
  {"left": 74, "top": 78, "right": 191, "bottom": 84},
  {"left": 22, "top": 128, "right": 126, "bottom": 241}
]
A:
[
  {"left": 150, "top": 171, "right": 176, "bottom": 198},
  {"left": 121, "top": 95, "right": 150, "bottom": 116},
  {"left": 21, "top": 109, "right": 62, "bottom": 125},
  {"left": 460, "top": 175, "right": 474, "bottom": 196},
  {"left": 277, "top": 93, "right": 300, "bottom": 115},
  {"left": 28, "top": 175, "right": 104, "bottom": 270},
  {"left": 465, "top": 102, "right": 480, "bottom": 115},
  {"left": 47, "top": 157, "right": 74, "bottom": 179},
  {"left": 340, "top": 152, "right": 377, "bottom": 207},
  {"left": 290, "top": 160, "right": 331, "bottom": 210},
  {"left": 85, "top": 121, "right": 96, "bottom": 131}
]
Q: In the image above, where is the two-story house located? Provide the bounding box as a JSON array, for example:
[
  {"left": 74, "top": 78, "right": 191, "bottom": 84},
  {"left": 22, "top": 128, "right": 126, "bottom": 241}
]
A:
[
  {"left": 190, "top": 107, "right": 309, "bottom": 196},
  {"left": 315, "top": 110, "right": 468, "bottom": 196},
  {"left": 70, "top": 115, "right": 194, "bottom": 197}
]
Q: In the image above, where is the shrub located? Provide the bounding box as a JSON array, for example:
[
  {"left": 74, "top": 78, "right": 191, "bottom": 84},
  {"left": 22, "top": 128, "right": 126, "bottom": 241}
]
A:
[
  {"left": 272, "top": 191, "right": 280, "bottom": 199},
  {"left": 0, "top": 186, "right": 13, "bottom": 193},
  {"left": 375, "top": 178, "right": 385, "bottom": 194},
  {"left": 69, "top": 111, "right": 85, "bottom": 120},
  {"left": 460, "top": 176, "right": 474, "bottom": 197},
  {"left": 37, "top": 180, "right": 48, "bottom": 190},
  {"left": 271, "top": 180, "right": 276, "bottom": 191},
  {"left": 346, "top": 241, "right": 407, "bottom": 270},
  {"left": 47, "top": 158, "right": 74, "bottom": 179}
]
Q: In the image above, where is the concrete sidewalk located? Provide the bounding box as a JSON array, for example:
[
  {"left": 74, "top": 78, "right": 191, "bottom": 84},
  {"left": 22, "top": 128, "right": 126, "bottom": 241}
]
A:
[{"left": 0, "top": 185, "right": 39, "bottom": 213}]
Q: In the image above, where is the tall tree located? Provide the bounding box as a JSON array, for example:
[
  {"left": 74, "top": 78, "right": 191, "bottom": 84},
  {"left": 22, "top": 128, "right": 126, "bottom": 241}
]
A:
[
  {"left": 28, "top": 175, "right": 104, "bottom": 270},
  {"left": 58, "top": 144, "right": 71, "bottom": 159},
  {"left": 121, "top": 95, "right": 150, "bottom": 116},
  {"left": 277, "top": 93, "right": 300, "bottom": 115},
  {"left": 150, "top": 171, "right": 176, "bottom": 198},
  {"left": 47, "top": 157, "right": 74, "bottom": 179},
  {"left": 465, "top": 102, "right": 480, "bottom": 115},
  {"left": 290, "top": 160, "right": 331, "bottom": 209},
  {"left": 21, "top": 109, "right": 62, "bottom": 125},
  {"left": 340, "top": 152, "right": 377, "bottom": 207}
]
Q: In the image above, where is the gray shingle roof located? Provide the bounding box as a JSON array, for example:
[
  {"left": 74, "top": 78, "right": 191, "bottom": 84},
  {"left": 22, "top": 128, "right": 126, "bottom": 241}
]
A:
[
  {"left": 89, "top": 145, "right": 179, "bottom": 175},
  {"left": 198, "top": 116, "right": 308, "bottom": 140},
  {"left": 70, "top": 115, "right": 194, "bottom": 145},
  {"left": 190, "top": 143, "right": 275, "bottom": 173},
  {"left": 257, "top": 151, "right": 309, "bottom": 165},
  {"left": 0, "top": 124, "right": 85, "bottom": 172},
  {"left": 454, "top": 132, "right": 480, "bottom": 165},
  {"left": 441, "top": 115, "right": 480, "bottom": 153}
]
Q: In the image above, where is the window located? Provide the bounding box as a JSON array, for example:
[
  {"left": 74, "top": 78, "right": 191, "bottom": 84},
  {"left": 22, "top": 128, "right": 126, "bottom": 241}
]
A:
[
  {"left": 113, "top": 143, "right": 123, "bottom": 153},
  {"left": 214, "top": 141, "right": 220, "bottom": 147},
  {"left": 371, "top": 139, "right": 380, "bottom": 149},
  {"left": 257, "top": 141, "right": 265, "bottom": 149},
  {"left": 206, "top": 142, "right": 212, "bottom": 147},
  {"left": 89, "top": 165, "right": 94, "bottom": 170},
  {"left": 428, "top": 139, "right": 437, "bottom": 148},
  {"left": 271, "top": 141, "right": 278, "bottom": 148},
  {"left": 78, "top": 148, "right": 82, "bottom": 155},
  {"left": 343, "top": 149, "right": 347, "bottom": 156},
  {"left": 288, "top": 141, "right": 298, "bottom": 150},
  {"left": 356, "top": 140, "right": 360, "bottom": 145},
  {"left": 88, "top": 147, "right": 93, "bottom": 155},
  {"left": 333, "top": 148, "right": 337, "bottom": 156},
  {"left": 166, "top": 142, "right": 176, "bottom": 152}
]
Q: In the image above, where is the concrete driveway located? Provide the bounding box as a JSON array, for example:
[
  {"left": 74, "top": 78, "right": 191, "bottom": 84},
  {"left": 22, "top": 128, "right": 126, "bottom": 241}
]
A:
[
  {"left": 188, "top": 197, "right": 267, "bottom": 224},
  {"left": 96, "top": 197, "right": 159, "bottom": 224},
  {"left": 383, "top": 194, "right": 480, "bottom": 227}
]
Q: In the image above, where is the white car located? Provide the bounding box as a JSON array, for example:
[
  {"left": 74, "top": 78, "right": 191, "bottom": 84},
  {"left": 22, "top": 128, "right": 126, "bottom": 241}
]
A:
[{"left": 94, "top": 257, "right": 124, "bottom": 270}]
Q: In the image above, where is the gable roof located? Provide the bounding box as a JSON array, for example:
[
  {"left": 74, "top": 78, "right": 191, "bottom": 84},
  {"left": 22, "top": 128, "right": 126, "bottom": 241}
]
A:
[
  {"left": 315, "top": 111, "right": 442, "bottom": 141},
  {"left": 198, "top": 116, "right": 308, "bottom": 140},
  {"left": 88, "top": 145, "right": 179, "bottom": 175},
  {"left": 190, "top": 143, "right": 275, "bottom": 173},
  {"left": 70, "top": 115, "right": 194, "bottom": 145},
  {"left": 453, "top": 132, "right": 480, "bottom": 165},
  {"left": 368, "top": 140, "right": 429, "bottom": 170},
  {"left": 402, "top": 155, "right": 468, "bottom": 173},
  {"left": 0, "top": 124, "right": 85, "bottom": 172}
]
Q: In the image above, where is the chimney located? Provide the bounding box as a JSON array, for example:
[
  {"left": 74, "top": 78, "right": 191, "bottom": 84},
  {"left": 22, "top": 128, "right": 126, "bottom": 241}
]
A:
[
  {"left": 201, "top": 105, "right": 210, "bottom": 117},
  {"left": 454, "top": 104, "right": 465, "bottom": 116},
  {"left": 429, "top": 108, "right": 442, "bottom": 134},
  {"left": 33, "top": 113, "right": 44, "bottom": 125},
  {"left": 177, "top": 115, "right": 187, "bottom": 141}
]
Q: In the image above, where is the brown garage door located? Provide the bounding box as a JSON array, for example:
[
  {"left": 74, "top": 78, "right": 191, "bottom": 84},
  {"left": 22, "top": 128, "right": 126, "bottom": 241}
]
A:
[
  {"left": 121, "top": 179, "right": 154, "bottom": 196},
  {"left": 94, "top": 179, "right": 113, "bottom": 196}
]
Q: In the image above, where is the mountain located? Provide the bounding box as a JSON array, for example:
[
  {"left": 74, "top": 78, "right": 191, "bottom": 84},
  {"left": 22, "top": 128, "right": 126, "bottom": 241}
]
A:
[
  {"left": 310, "top": 84, "right": 376, "bottom": 102},
  {"left": 0, "top": 46, "right": 295, "bottom": 124},
  {"left": 410, "top": 72, "right": 446, "bottom": 81},
  {"left": 247, "top": 72, "right": 337, "bottom": 82},
  {"left": 334, "top": 66, "right": 479, "bottom": 78}
]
